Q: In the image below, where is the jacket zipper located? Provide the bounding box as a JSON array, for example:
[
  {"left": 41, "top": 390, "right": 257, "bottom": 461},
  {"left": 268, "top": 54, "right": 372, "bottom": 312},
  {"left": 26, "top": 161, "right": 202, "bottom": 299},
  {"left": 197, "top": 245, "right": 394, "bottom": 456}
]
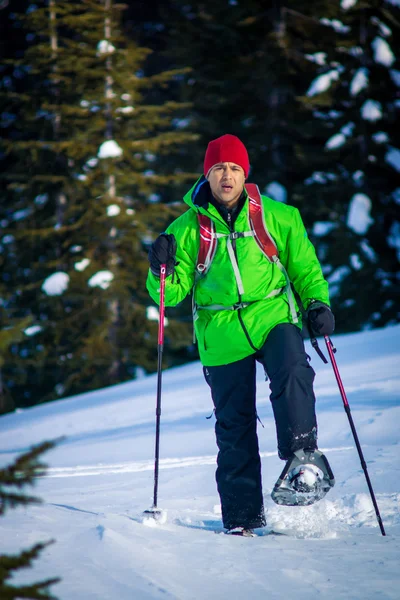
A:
[{"left": 227, "top": 212, "right": 258, "bottom": 352}]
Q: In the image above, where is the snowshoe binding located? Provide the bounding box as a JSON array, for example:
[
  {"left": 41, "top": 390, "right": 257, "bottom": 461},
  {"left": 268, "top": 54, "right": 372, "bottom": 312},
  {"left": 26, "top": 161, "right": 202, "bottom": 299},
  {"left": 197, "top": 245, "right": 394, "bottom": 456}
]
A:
[
  {"left": 271, "top": 449, "right": 335, "bottom": 506},
  {"left": 226, "top": 527, "right": 256, "bottom": 538}
]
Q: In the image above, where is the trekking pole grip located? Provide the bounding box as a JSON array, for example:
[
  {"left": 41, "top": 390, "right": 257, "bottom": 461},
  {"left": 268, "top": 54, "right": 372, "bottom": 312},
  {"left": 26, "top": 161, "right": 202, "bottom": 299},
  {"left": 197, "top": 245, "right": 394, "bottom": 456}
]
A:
[{"left": 324, "top": 336, "right": 386, "bottom": 536}]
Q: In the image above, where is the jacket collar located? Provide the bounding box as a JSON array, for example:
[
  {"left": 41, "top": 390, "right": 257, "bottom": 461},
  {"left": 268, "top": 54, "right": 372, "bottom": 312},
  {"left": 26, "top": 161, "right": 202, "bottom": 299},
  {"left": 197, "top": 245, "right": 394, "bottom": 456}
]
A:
[{"left": 185, "top": 175, "right": 246, "bottom": 225}]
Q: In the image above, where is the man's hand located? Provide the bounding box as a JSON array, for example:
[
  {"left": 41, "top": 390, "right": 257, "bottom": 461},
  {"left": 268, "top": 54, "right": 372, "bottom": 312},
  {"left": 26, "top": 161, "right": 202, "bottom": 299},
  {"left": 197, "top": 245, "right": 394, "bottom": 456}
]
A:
[
  {"left": 307, "top": 301, "right": 335, "bottom": 337},
  {"left": 148, "top": 233, "right": 177, "bottom": 277}
]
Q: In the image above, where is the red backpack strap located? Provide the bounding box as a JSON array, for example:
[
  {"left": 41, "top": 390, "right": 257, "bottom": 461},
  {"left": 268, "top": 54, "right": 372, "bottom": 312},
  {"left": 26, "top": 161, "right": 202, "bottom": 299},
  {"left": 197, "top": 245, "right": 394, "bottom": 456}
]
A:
[
  {"left": 245, "top": 183, "right": 279, "bottom": 262},
  {"left": 196, "top": 213, "right": 217, "bottom": 276}
]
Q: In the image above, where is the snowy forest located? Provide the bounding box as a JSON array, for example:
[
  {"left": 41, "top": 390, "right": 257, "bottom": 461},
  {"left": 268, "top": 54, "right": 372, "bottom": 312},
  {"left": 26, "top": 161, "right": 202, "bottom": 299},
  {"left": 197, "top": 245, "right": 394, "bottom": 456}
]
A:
[{"left": 1, "top": 0, "right": 399, "bottom": 414}]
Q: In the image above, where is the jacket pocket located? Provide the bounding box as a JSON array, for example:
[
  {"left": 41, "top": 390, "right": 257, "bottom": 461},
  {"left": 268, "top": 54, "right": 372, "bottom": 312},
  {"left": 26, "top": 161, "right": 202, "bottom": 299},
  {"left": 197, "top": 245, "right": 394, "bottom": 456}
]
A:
[{"left": 195, "top": 314, "right": 211, "bottom": 353}]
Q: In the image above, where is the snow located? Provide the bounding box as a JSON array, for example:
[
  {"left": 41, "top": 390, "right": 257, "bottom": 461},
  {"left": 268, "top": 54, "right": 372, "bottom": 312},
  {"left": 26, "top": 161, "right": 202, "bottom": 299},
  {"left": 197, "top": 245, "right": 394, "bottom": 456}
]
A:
[
  {"left": 87, "top": 270, "right": 114, "bottom": 290},
  {"left": 98, "top": 140, "right": 123, "bottom": 159},
  {"left": 325, "top": 133, "right": 346, "bottom": 150},
  {"left": 24, "top": 325, "right": 43, "bottom": 336},
  {"left": 0, "top": 326, "right": 399, "bottom": 599},
  {"left": 304, "top": 171, "right": 337, "bottom": 185},
  {"left": 86, "top": 157, "right": 98, "bottom": 168},
  {"left": 360, "top": 239, "right": 377, "bottom": 262},
  {"left": 350, "top": 254, "right": 363, "bottom": 270},
  {"left": 387, "top": 221, "right": 400, "bottom": 260},
  {"left": 41, "top": 272, "right": 70, "bottom": 296},
  {"left": 265, "top": 181, "right": 287, "bottom": 203},
  {"left": 370, "top": 17, "right": 392, "bottom": 38},
  {"left": 12, "top": 208, "right": 32, "bottom": 221},
  {"left": 350, "top": 67, "right": 369, "bottom": 96},
  {"left": 312, "top": 222, "right": 337, "bottom": 237},
  {"left": 324, "top": 123, "right": 355, "bottom": 150},
  {"left": 372, "top": 132, "right": 389, "bottom": 144},
  {"left": 360, "top": 99, "right": 383, "bottom": 122},
  {"left": 147, "top": 306, "right": 169, "bottom": 326},
  {"left": 116, "top": 106, "right": 134, "bottom": 114},
  {"left": 341, "top": 0, "right": 357, "bottom": 9},
  {"left": 2, "top": 234, "right": 15, "bottom": 244},
  {"left": 306, "top": 70, "right": 341, "bottom": 97},
  {"left": 347, "top": 193, "right": 374, "bottom": 234},
  {"left": 385, "top": 146, "right": 400, "bottom": 172},
  {"left": 74, "top": 258, "right": 90, "bottom": 272},
  {"left": 372, "top": 37, "right": 395, "bottom": 67},
  {"left": 107, "top": 204, "right": 121, "bottom": 217},
  {"left": 390, "top": 69, "right": 400, "bottom": 87},
  {"left": 320, "top": 18, "right": 350, "bottom": 34},
  {"left": 304, "top": 52, "right": 327, "bottom": 66},
  {"left": 327, "top": 265, "right": 351, "bottom": 285},
  {"left": 97, "top": 40, "right": 116, "bottom": 55}
]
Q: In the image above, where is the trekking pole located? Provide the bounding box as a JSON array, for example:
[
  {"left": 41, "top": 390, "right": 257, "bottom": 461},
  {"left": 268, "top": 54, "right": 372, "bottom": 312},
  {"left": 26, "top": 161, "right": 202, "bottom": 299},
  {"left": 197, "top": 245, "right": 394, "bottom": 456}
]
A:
[
  {"left": 144, "top": 264, "right": 167, "bottom": 518},
  {"left": 324, "top": 336, "right": 386, "bottom": 536}
]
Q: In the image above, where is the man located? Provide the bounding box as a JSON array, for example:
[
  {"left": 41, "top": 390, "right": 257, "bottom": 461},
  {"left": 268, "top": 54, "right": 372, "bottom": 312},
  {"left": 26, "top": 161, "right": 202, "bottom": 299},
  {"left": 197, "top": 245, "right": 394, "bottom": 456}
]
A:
[{"left": 147, "top": 134, "right": 335, "bottom": 537}]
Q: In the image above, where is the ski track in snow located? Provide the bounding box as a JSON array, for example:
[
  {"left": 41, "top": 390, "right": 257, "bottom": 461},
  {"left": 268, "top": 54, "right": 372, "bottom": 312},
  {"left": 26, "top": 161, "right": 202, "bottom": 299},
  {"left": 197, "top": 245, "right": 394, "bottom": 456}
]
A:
[{"left": 43, "top": 446, "right": 354, "bottom": 478}]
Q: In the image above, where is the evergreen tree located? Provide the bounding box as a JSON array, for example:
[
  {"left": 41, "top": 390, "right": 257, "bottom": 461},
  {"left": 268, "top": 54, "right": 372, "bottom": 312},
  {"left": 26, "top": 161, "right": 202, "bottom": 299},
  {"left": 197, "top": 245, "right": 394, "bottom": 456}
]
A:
[
  {"left": 0, "top": 440, "right": 60, "bottom": 599},
  {"left": 0, "top": 0, "right": 197, "bottom": 407},
  {"left": 158, "top": 0, "right": 399, "bottom": 331},
  {"left": 284, "top": 0, "right": 400, "bottom": 331}
]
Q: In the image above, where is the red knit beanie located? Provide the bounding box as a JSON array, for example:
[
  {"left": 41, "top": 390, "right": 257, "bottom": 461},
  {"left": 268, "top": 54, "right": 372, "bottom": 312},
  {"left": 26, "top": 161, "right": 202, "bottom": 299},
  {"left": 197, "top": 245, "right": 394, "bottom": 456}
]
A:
[{"left": 204, "top": 134, "right": 250, "bottom": 178}]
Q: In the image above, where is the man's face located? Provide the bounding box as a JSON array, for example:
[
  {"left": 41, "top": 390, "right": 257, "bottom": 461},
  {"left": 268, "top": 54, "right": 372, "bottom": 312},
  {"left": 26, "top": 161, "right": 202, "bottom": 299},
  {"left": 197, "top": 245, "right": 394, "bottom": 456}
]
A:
[{"left": 207, "top": 162, "right": 245, "bottom": 208}]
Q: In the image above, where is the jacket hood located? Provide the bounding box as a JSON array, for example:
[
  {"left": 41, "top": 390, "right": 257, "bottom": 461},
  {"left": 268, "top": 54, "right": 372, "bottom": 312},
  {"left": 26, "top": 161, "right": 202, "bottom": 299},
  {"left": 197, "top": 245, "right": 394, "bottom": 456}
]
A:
[{"left": 183, "top": 175, "right": 212, "bottom": 211}]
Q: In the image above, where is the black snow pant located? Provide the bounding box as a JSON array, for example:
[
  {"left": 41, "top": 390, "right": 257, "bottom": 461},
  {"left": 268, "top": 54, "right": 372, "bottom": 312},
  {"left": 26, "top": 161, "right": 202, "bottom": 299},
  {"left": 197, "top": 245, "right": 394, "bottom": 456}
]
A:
[{"left": 204, "top": 323, "right": 318, "bottom": 530}]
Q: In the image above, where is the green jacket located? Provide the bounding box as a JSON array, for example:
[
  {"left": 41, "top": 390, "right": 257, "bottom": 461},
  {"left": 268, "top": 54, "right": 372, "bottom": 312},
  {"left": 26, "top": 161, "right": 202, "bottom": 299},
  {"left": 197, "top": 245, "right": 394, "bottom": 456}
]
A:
[{"left": 147, "top": 177, "right": 330, "bottom": 366}]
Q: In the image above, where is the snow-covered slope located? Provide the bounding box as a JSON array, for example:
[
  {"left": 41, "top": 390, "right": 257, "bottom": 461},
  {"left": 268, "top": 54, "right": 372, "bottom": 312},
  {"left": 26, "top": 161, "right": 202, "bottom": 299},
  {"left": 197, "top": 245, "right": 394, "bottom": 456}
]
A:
[{"left": 1, "top": 326, "right": 399, "bottom": 599}]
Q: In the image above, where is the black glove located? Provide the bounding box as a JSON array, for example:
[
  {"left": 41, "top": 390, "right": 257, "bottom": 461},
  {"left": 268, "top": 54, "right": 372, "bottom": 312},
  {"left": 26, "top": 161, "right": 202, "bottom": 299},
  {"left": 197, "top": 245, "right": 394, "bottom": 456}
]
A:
[
  {"left": 307, "top": 300, "right": 335, "bottom": 337},
  {"left": 148, "top": 233, "right": 177, "bottom": 277}
]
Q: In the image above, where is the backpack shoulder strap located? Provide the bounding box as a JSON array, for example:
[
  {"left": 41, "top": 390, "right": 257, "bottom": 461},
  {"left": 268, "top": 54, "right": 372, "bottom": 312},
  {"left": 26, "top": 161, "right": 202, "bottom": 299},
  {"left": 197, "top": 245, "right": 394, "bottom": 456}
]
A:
[
  {"left": 245, "top": 183, "right": 279, "bottom": 262},
  {"left": 196, "top": 183, "right": 278, "bottom": 275},
  {"left": 196, "top": 213, "right": 217, "bottom": 275}
]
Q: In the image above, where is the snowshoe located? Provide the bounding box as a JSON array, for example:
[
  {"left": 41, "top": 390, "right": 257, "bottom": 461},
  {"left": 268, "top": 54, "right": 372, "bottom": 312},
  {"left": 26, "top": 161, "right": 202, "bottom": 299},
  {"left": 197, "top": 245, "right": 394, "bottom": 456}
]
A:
[
  {"left": 271, "top": 449, "right": 335, "bottom": 506},
  {"left": 226, "top": 527, "right": 256, "bottom": 537}
]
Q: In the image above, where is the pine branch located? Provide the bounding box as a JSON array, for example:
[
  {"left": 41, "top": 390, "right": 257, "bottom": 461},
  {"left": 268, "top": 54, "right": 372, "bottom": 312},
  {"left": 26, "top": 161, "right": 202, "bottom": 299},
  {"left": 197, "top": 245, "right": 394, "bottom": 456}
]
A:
[
  {"left": 0, "top": 541, "right": 60, "bottom": 599},
  {"left": 0, "top": 441, "right": 59, "bottom": 516}
]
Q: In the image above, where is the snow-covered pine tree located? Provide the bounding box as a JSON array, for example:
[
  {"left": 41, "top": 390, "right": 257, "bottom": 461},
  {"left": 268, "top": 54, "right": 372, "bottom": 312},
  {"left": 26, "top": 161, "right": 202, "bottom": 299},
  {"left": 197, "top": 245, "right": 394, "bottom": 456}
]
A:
[
  {"left": 0, "top": 0, "right": 196, "bottom": 407},
  {"left": 289, "top": 0, "right": 400, "bottom": 331}
]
